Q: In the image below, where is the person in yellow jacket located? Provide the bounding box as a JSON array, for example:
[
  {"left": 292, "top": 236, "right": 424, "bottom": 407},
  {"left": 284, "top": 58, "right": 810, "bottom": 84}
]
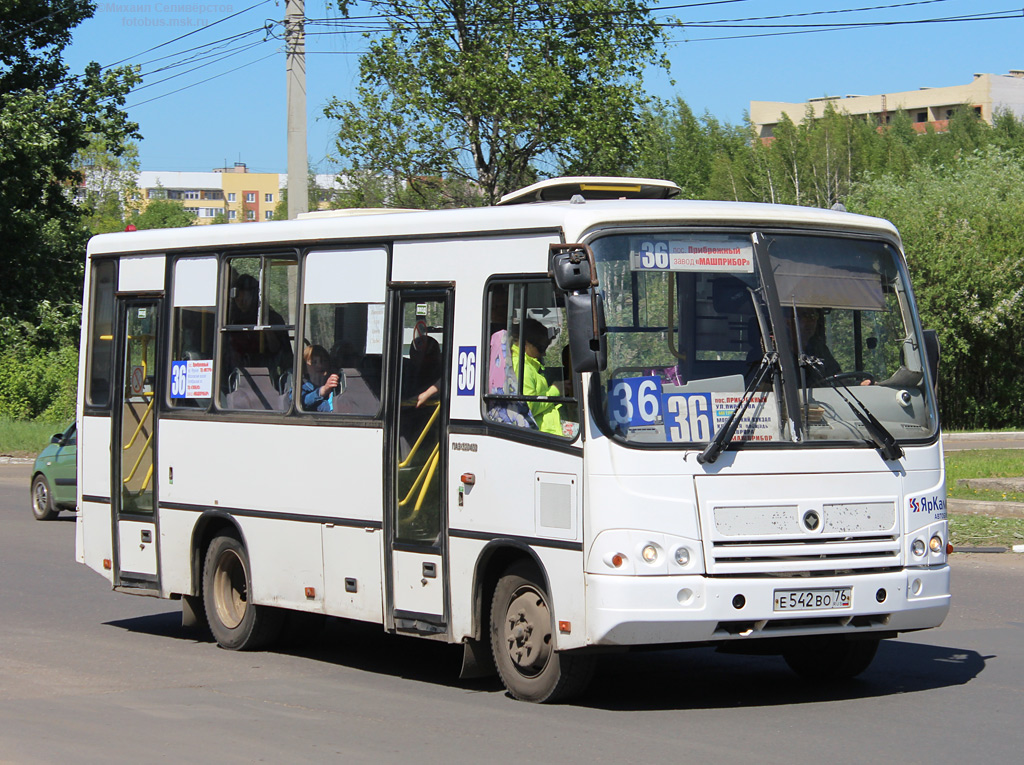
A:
[{"left": 511, "top": 319, "right": 562, "bottom": 435}]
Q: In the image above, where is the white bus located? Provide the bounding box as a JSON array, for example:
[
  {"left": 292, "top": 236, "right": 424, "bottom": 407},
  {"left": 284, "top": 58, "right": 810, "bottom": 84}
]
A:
[{"left": 76, "top": 177, "right": 950, "bottom": 702}]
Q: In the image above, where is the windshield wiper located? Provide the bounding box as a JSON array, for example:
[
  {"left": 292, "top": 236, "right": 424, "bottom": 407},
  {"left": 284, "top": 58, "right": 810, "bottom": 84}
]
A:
[
  {"left": 698, "top": 351, "right": 778, "bottom": 465},
  {"left": 803, "top": 358, "right": 904, "bottom": 461}
]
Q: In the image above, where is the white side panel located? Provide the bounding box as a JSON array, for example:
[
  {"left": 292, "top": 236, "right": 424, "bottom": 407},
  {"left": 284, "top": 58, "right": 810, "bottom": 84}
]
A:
[
  {"left": 393, "top": 233, "right": 561, "bottom": 424},
  {"left": 78, "top": 501, "right": 113, "bottom": 581},
  {"left": 392, "top": 550, "right": 443, "bottom": 616},
  {"left": 448, "top": 435, "right": 582, "bottom": 538},
  {"left": 80, "top": 415, "right": 111, "bottom": 499},
  {"left": 172, "top": 257, "right": 217, "bottom": 306},
  {"left": 322, "top": 525, "right": 384, "bottom": 623},
  {"left": 117, "top": 520, "right": 157, "bottom": 576},
  {"left": 304, "top": 248, "right": 387, "bottom": 304},
  {"left": 158, "top": 419, "right": 383, "bottom": 522},
  {"left": 118, "top": 255, "right": 166, "bottom": 293},
  {"left": 158, "top": 507, "right": 198, "bottom": 596},
  {"left": 156, "top": 418, "right": 383, "bottom": 611},
  {"left": 241, "top": 516, "right": 325, "bottom": 612}
]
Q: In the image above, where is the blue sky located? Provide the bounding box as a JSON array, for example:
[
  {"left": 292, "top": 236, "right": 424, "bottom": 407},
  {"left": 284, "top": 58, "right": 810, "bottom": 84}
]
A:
[{"left": 64, "top": 1, "right": 1024, "bottom": 173}]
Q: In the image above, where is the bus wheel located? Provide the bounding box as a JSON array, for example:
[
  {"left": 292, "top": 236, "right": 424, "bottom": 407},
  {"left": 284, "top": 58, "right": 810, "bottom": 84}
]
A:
[
  {"left": 31, "top": 475, "right": 59, "bottom": 521},
  {"left": 783, "top": 636, "right": 880, "bottom": 681},
  {"left": 489, "top": 563, "right": 594, "bottom": 703},
  {"left": 203, "top": 533, "right": 283, "bottom": 650}
]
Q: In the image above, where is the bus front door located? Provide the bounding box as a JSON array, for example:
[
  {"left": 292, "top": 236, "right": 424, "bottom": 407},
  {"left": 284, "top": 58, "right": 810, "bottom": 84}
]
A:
[
  {"left": 385, "top": 290, "right": 452, "bottom": 635},
  {"left": 112, "top": 298, "right": 161, "bottom": 591}
]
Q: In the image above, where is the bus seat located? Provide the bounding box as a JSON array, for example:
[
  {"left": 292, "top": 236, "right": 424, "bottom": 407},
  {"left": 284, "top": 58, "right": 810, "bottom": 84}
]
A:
[
  {"left": 332, "top": 367, "right": 381, "bottom": 415},
  {"left": 223, "top": 367, "right": 290, "bottom": 411}
]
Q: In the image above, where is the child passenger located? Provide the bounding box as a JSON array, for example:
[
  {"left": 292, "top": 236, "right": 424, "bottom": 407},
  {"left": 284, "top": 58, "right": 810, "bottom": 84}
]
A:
[{"left": 302, "top": 345, "right": 340, "bottom": 412}]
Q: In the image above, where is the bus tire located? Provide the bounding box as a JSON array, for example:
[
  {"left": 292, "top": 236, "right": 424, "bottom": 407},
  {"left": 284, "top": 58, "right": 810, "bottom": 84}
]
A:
[
  {"left": 783, "top": 636, "right": 880, "bottom": 681},
  {"left": 489, "top": 563, "right": 595, "bottom": 703},
  {"left": 31, "top": 474, "right": 59, "bottom": 521},
  {"left": 203, "top": 533, "right": 283, "bottom": 651}
]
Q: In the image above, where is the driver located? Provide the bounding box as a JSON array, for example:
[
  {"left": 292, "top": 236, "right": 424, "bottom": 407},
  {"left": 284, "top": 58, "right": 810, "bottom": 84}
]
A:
[{"left": 786, "top": 307, "right": 841, "bottom": 381}]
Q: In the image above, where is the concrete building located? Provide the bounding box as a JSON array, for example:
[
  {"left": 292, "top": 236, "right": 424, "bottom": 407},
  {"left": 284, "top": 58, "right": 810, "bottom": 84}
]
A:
[
  {"left": 750, "top": 70, "right": 1024, "bottom": 140},
  {"left": 139, "top": 163, "right": 282, "bottom": 223}
]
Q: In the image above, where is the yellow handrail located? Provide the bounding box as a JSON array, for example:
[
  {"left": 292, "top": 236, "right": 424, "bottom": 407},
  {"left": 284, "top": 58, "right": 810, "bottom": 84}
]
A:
[
  {"left": 123, "top": 395, "right": 155, "bottom": 451},
  {"left": 123, "top": 430, "right": 152, "bottom": 485},
  {"left": 397, "top": 443, "right": 439, "bottom": 513},
  {"left": 397, "top": 401, "right": 439, "bottom": 469}
]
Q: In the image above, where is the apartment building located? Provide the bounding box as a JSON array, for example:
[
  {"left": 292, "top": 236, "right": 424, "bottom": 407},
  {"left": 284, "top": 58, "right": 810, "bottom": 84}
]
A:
[
  {"left": 750, "top": 70, "right": 1024, "bottom": 140},
  {"left": 139, "top": 163, "right": 283, "bottom": 224}
]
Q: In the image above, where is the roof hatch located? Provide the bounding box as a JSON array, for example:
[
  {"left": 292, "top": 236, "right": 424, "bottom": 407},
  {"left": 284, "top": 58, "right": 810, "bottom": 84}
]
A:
[{"left": 496, "top": 176, "right": 681, "bottom": 206}]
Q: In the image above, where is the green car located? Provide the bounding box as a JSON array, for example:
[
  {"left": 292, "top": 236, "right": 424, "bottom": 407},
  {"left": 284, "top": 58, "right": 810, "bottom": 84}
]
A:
[{"left": 31, "top": 423, "right": 77, "bottom": 521}]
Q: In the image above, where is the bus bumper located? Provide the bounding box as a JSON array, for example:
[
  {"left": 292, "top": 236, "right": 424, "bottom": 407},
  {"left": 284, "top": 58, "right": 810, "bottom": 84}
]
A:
[{"left": 585, "top": 566, "right": 950, "bottom": 646}]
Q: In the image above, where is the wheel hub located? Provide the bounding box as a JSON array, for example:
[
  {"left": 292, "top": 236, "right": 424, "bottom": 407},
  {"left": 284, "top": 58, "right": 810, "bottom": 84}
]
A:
[{"left": 504, "top": 588, "right": 552, "bottom": 674}]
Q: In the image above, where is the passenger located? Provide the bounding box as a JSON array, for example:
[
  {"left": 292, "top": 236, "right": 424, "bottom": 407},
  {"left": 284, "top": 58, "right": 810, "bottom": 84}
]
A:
[
  {"left": 301, "top": 344, "right": 340, "bottom": 412},
  {"left": 407, "top": 335, "right": 443, "bottom": 408},
  {"left": 226, "top": 272, "right": 293, "bottom": 374},
  {"left": 512, "top": 319, "right": 562, "bottom": 435}
]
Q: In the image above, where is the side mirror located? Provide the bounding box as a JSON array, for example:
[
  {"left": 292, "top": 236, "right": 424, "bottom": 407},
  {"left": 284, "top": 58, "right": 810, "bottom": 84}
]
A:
[
  {"left": 922, "top": 329, "right": 939, "bottom": 387},
  {"left": 50, "top": 434, "right": 63, "bottom": 445},
  {"left": 549, "top": 243, "right": 607, "bottom": 373},
  {"left": 565, "top": 292, "right": 607, "bottom": 374}
]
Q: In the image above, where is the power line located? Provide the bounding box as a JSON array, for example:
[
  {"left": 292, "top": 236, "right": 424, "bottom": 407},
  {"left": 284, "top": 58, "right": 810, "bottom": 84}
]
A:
[
  {"left": 125, "top": 50, "right": 279, "bottom": 109},
  {"left": 100, "top": 0, "right": 274, "bottom": 71}
]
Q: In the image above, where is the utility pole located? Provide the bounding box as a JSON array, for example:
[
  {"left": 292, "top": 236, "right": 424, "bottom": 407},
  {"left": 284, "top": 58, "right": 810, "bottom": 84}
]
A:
[{"left": 286, "top": 0, "right": 308, "bottom": 219}]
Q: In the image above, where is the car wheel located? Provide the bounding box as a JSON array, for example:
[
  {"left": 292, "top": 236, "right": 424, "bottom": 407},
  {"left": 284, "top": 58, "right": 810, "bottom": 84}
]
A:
[
  {"left": 489, "top": 562, "right": 595, "bottom": 703},
  {"left": 783, "top": 636, "right": 880, "bottom": 681},
  {"left": 203, "top": 532, "right": 284, "bottom": 650},
  {"left": 31, "top": 474, "right": 59, "bottom": 521}
]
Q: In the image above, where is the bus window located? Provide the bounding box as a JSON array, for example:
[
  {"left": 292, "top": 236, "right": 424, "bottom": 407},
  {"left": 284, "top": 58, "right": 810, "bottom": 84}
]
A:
[
  {"left": 220, "top": 255, "right": 297, "bottom": 411},
  {"left": 301, "top": 302, "right": 383, "bottom": 415},
  {"left": 484, "top": 280, "right": 579, "bottom": 439},
  {"left": 169, "top": 257, "right": 217, "bottom": 409},
  {"left": 86, "top": 259, "right": 116, "bottom": 408}
]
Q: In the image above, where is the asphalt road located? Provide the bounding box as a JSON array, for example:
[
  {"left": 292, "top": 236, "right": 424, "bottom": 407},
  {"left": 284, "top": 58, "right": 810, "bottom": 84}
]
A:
[{"left": 1, "top": 462, "right": 1023, "bottom": 764}]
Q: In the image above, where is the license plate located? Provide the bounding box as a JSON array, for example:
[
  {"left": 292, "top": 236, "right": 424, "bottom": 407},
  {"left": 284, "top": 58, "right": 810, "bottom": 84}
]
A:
[{"left": 773, "top": 587, "right": 851, "bottom": 611}]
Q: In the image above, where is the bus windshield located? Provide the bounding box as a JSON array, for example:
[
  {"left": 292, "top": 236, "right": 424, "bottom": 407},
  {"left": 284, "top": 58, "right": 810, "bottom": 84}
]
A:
[{"left": 591, "top": 231, "right": 938, "bottom": 448}]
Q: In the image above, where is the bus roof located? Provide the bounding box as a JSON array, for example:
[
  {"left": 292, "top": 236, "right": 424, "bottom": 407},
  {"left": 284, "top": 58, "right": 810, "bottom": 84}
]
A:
[{"left": 86, "top": 198, "right": 901, "bottom": 257}]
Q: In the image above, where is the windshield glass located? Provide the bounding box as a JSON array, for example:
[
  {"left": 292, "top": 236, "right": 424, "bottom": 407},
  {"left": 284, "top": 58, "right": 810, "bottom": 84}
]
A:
[{"left": 591, "top": 231, "right": 937, "bottom": 448}]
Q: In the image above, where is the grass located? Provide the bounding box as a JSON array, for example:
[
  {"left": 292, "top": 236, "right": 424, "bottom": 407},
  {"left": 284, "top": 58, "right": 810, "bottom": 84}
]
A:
[
  {"left": 945, "top": 449, "right": 1024, "bottom": 548},
  {"left": 949, "top": 515, "right": 1024, "bottom": 549},
  {"left": 945, "top": 449, "right": 1024, "bottom": 502},
  {"left": 0, "top": 418, "right": 68, "bottom": 457}
]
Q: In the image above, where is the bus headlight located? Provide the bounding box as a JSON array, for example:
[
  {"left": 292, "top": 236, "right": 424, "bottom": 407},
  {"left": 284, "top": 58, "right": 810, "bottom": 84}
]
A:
[
  {"left": 912, "top": 539, "right": 926, "bottom": 557},
  {"left": 673, "top": 547, "right": 691, "bottom": 566},
  {"left": 641, "top": 544, "right": 659, "bottom": 564},
  {"left": 929, "top": 535, "right": 943, "bottom": 553}
]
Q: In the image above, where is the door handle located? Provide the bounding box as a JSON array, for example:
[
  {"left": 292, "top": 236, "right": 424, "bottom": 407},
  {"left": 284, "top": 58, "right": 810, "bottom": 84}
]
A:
[
  {"left": 141, "top": 529, "right": 152, "bottom": 544},
  {"left": 422, "top": 562, "right": 437, "bottom": 578}
]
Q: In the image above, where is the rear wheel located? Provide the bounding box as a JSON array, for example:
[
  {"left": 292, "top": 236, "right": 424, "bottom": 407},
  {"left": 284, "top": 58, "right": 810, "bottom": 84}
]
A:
[
  {"left": 783, "top": 636, "right": 880, "bottom": 681},
  {"left": 203, "top": 533, "right": 283, "bottom": 650},
  {"left": 31, "top": 475, "right": 59, "bottom": 521},
  {"left": 489, "top": 563, "right": 594, "bottom": 703}
]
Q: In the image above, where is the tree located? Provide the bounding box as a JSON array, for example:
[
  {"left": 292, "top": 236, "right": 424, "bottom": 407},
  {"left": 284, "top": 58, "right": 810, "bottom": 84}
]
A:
[
  {"left": 0, "top": 0, "right": 138, "bottom": 322},
  {"left": 324, "top": 0, "right": 669, "bottom": 205},
  {"left": 130, "top": 199, "right": 195, "bottom": 230},
  {"left": 848, "top": 150, "right": 1024, "bottom": 429},
  {"left": 75, "top": 136, "right": 143, "bottom": 234}
]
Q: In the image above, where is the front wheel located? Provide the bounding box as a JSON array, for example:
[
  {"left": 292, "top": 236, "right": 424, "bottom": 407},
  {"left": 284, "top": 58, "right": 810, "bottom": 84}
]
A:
[
  {"left": 783, "top": 636, "right": 880, "bottom": 681},
  {"left": 489, "top": 563, "right": 594, "bottom": 703},
  {"left": 203, "top": 533, "right": 283, "bottom": 650},
  {"left": 31, "top": 475, "right": 59, "bottom": 521}
]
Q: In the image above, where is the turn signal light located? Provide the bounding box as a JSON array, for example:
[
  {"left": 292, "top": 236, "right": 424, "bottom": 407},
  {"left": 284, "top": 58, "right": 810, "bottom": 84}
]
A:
[
  {"left": 611, "top": 553, "right": 625, "bottom": 568},
  {"left": 947, "top": 543, "right": 954, "bottom": 555},
  {"left": 103, "top": 559, "right": 111, "bottom": 570}
]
